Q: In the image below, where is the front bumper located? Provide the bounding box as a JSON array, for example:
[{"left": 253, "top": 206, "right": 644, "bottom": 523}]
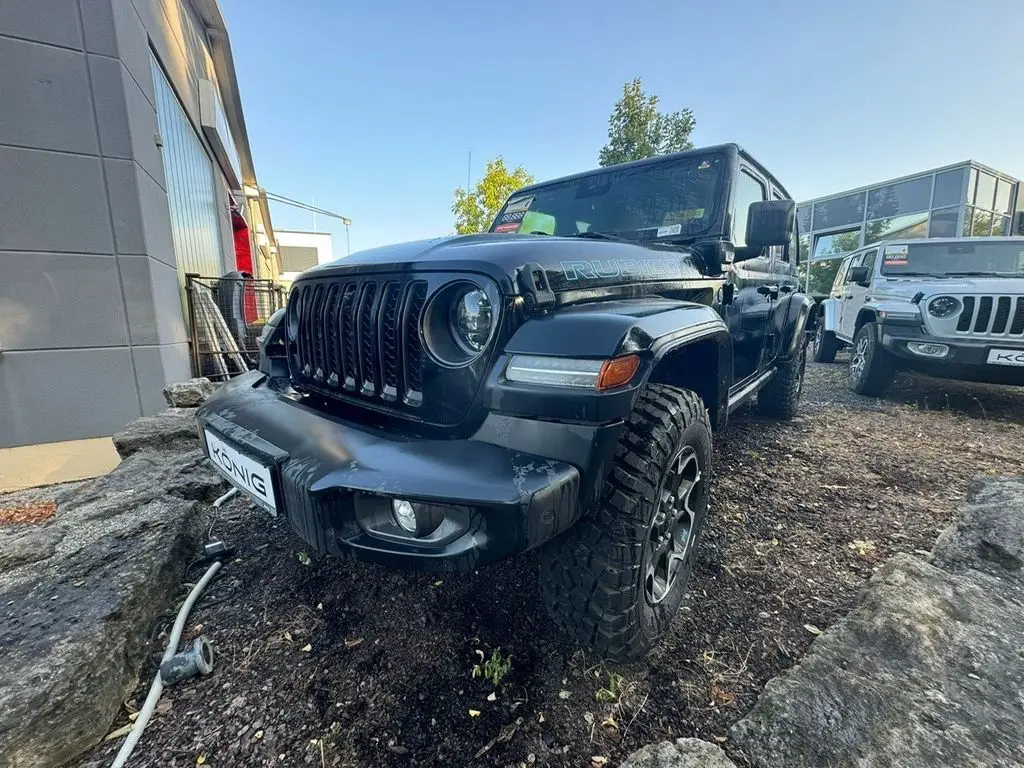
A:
[
  {"left": 196, "top": 371, "right": 604, "bottom": 571},
  {"left": 880, "top": 326, "right": 1024, "bottom": 384}
]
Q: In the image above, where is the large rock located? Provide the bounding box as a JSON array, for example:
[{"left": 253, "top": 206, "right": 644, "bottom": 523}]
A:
[
  {"left": 163, "top": 377, "right": 217, "bottom": 408},
  {"left": 619, "top": 738, "right": 736, "bottom": 767},
  {"left": 731, "top": 554, "right": 1024, "bottom": 766},
  {"left": 112, "top": 407, "right": 199, "bottom": 458},
  {"left": 0, "top": 418, "right": 225, "bottom": 768},
  {"left": 932, "top": 477, "right": 1024, "bottom": 582}
]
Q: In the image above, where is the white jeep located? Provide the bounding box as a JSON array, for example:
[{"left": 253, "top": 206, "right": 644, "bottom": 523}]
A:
[{"left": 812, "top": 237, "right": 1024, "bottom": 396}]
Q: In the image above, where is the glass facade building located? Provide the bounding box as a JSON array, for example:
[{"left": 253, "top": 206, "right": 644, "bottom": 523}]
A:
[{"left": 798, "top": 162, "right": 1023, "bottom": 295}]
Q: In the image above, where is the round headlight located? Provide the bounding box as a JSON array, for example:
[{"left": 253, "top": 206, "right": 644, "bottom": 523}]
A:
[
  {"left": 928, "top": 296, "right": 961, "bottom": 318},
  {"left": 450, "top": 288, "right": 493, "bottom": 353}
]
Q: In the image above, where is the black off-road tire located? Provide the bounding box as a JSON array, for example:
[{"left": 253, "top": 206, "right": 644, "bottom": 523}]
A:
[
  {"left": 849, "top": 321, "right": 896, "bottom": 397},
  {"left": 539, "top": 384, "right": 712, "bottom": 660},
  {"left": 812, "top": 322, "right": 838, "bottom": 363},
  {"left": 757, "top": 337, "right": 807, "bottom": 420}
]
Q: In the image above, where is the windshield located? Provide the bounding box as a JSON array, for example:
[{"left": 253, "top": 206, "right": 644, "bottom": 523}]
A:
[
  {"left": 489, "top": 153, "right": 725, "bottom": 242},
  {"left": 881, "top": 241, "right": 1024, "bottom": 276}
]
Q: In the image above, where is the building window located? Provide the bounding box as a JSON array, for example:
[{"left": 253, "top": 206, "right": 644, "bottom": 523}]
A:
[
  {"left": 813, "top": 228, "right": 861, "bottom": 260},
  {"left": 965, "top": 208, "right": 994, "bottom": 236},
  {"left": 932, "top": 167, "right": 965, "bottom": 208},
  {"left": 152, "top": 56, "right": 224, "bottom": 280},
  {"left": 928, "top": 207, "right": 959, "bottom": 238},
  {"left": 864, "top": 211, "right": 929, "bottom": 244},
  {"left": 974, "top": 171, "right": 997, "bottom": 210},
  {"left": 866, "top": 176, "right": 931, "bottom": 219},
  {"left": 813, "top": 192, "right": 865, "bottom": 230},
  {"left": 995, "top": 179, "right": 1014, "bottom": 215},
  {"left": 797, "top": 206, "right": 812, "bottom": 235}
]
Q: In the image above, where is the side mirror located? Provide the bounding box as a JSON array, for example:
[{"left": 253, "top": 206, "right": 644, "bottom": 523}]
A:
[
  {"left": 744, "top": 199, "right": 795, "bottom": 253},
  {"left": 848, "top": 266, "right": 870, "bottom": 286}
]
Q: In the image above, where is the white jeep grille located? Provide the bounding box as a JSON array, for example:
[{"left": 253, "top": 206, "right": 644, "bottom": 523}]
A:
[{"left": 952, "top": 295, "right": 1024, "bottom": 338}]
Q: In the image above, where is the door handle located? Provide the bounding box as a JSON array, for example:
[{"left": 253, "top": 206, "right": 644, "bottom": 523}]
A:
[
  {"left": 757, "top": 284, "right": 780, "bottom": 298},
  {"left": 844, "top": 293, "right": 853, "bottom": 299}
]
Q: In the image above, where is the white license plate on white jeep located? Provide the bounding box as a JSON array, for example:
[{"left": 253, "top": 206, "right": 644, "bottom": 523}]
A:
[
  {"left": 204, "top": 429, "right": 278, "bottom": 513},
  {"left": 986, "top": 349, "right": 1024, "bottom": 367}
]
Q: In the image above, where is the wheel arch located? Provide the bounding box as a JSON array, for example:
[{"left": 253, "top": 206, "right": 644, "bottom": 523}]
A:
[
  {"left": 855, "top": 308, "right": 878, "bottom": 335},
  {"left": 644, "top": 325, "right": 732, "bottom": 431}
]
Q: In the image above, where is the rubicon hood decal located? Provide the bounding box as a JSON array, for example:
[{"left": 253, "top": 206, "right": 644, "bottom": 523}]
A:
[{"left": 560, "top": 256, "right": 692, "bottom": 282}]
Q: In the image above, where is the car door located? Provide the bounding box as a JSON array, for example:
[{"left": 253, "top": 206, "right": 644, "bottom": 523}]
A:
[
  {"left": 724, "top": 167, "right": 776, "bottom": 384},
  {"left": 763, "top": 187, "right": 801, "bottom": 364},
  {"left": 838, "top": 250, "right": 874, "bottom": 341}
]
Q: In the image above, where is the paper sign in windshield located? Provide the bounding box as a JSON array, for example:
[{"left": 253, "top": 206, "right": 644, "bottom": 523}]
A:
[
  {"left": 657, "top": 224, "right": 682, "bottom": 238},
  {"left": 884, "top": 244, "right": 908, "bottom": 266},
  {"left": 503, "top": 196, "right": 534, "bottom": 214}
]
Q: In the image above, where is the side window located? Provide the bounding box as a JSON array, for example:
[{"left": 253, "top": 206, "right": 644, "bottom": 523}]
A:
[
  {"left": 843, "top": 253, "right": 865, "bottom": 284},
  {"left": 831, "top": 256, "right": 853, "bottom": 293},
  {"left": 733, "top": 170, "right": 767, "bottom": 248},
  {"left": 861, "top": 248, "right": 878, "bottom": 277}
]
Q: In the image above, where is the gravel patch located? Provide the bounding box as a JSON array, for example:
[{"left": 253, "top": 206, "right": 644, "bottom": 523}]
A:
[{"left": 71, "top": 362, "right": 1024, "bottom": 768}]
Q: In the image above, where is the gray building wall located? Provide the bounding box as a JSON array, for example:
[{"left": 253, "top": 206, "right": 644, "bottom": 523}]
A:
[{"left": 0, "top": 0, "right": 240, "bottom": 448}]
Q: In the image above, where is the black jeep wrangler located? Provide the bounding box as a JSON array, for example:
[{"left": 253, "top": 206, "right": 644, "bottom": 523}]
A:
[{"left": 197, "top": 143, "right": 811, "bottom": 659}]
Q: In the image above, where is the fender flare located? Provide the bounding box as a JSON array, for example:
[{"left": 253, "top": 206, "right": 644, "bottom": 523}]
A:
[{"left": 775, "top": 292, "right": 814, "bottom": 361}]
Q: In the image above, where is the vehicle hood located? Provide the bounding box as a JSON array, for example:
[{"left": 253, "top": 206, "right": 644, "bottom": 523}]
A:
[
  {"left": 299, "top": 233, "right": 709, "bottom": 295},
  {"left": 874, "top": 276, "right": 1024, "bottom": 302}
]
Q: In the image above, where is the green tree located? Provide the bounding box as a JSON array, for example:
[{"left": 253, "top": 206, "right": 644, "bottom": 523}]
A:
[
  {"left": 452, "top": 157, "right": 534, "bottom": 234},
  {"left": 598, "top": 78, "right": 696, "bottom": 167}
]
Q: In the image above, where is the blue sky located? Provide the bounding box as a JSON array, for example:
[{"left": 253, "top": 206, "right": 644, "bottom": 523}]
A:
[{"left": 224, "top": 0, "right": 1024, "bottom": 254}]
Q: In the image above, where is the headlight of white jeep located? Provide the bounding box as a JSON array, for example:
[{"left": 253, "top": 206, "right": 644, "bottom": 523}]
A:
[{"left": 927, "top": 296, "right": 961, "bottom": 318}]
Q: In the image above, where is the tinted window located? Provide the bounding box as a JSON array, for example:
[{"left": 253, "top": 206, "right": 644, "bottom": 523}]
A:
[
  {"left": 733, "top": 170, "right": 766, "bottom": 247},
  {"left": 813, "top": 192, "right": 865, "bottom": 230},
  {"left": 995, "top": 179, "right": 1014, "bottom": 215},
  {"left": 866, "top": 176, "right": 931, "bottom": 219},
  {"left": 928, "top": 207, "right": 959, "bottom": 238},
  {"left": 814, "top": 229, "right": 861, "bottom": 259},
  {"left": 932, "top": 168, "right": 966, "bottom": 208},
  {"left": 864, "top": 211, "right": 929, "bottom": 244},
  {"left": 974, "top": 171, "right": 996, "bottom": 209}
]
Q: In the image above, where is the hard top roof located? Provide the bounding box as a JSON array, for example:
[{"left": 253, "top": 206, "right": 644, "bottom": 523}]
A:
[{"left": 513, "top": 143, "right": 792, "bottom": 200}]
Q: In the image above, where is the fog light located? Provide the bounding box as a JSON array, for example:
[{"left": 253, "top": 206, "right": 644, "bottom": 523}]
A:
[
  {"left": 392, "top": 499, "right": 417, "bottom": 532},
  {"left": 907, "top": 342, "right": 949, "bottom": 358}
]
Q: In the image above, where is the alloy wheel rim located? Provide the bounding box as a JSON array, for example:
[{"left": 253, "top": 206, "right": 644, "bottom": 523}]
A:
[
  {"left": 645, "top": 446, "right": 702, "bottom": 605},
  {"left": 850, "top": 336, "right": 869, "bottom": 380},
  {"left": 815, "top": 324, "right": 824, "bottom": 356}
]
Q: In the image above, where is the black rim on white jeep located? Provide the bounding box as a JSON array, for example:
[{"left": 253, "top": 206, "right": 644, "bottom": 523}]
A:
[{"left": 645, "top": 445, "right": 702, "bottom": 604}]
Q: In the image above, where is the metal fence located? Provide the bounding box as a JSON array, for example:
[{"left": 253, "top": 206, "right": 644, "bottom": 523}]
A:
[{"left": 185, "top": 273, "right": 286, "bottom": 381}]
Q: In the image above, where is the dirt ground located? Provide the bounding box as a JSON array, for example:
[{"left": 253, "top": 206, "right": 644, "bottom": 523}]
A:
[{"left": 75, "top": 359, "right": 1024, "bottom": 768}]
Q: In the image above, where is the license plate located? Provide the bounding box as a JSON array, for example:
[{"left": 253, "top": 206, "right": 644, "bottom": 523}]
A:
[
  {"left": 204, "top": 429, "right": 278, "bottom": 513},
  {"left": 986, "top": 349, "right": 1024, "bottom": 367}
]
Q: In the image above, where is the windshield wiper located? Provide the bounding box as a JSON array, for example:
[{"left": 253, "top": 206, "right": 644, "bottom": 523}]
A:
[
  {"left": 943, "top": 271, "right": 1013, "bottom": 276},
  {"left": 565, "top": 230, "right": 626, "bottom": 241}
]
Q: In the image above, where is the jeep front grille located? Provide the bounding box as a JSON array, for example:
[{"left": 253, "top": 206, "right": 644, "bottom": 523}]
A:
[
  {"left": 953, "top": 295, "right": 1024, "bottom": 337},
  {"left": 288, "top": 278, "right": 428, "bottom": 409}
]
